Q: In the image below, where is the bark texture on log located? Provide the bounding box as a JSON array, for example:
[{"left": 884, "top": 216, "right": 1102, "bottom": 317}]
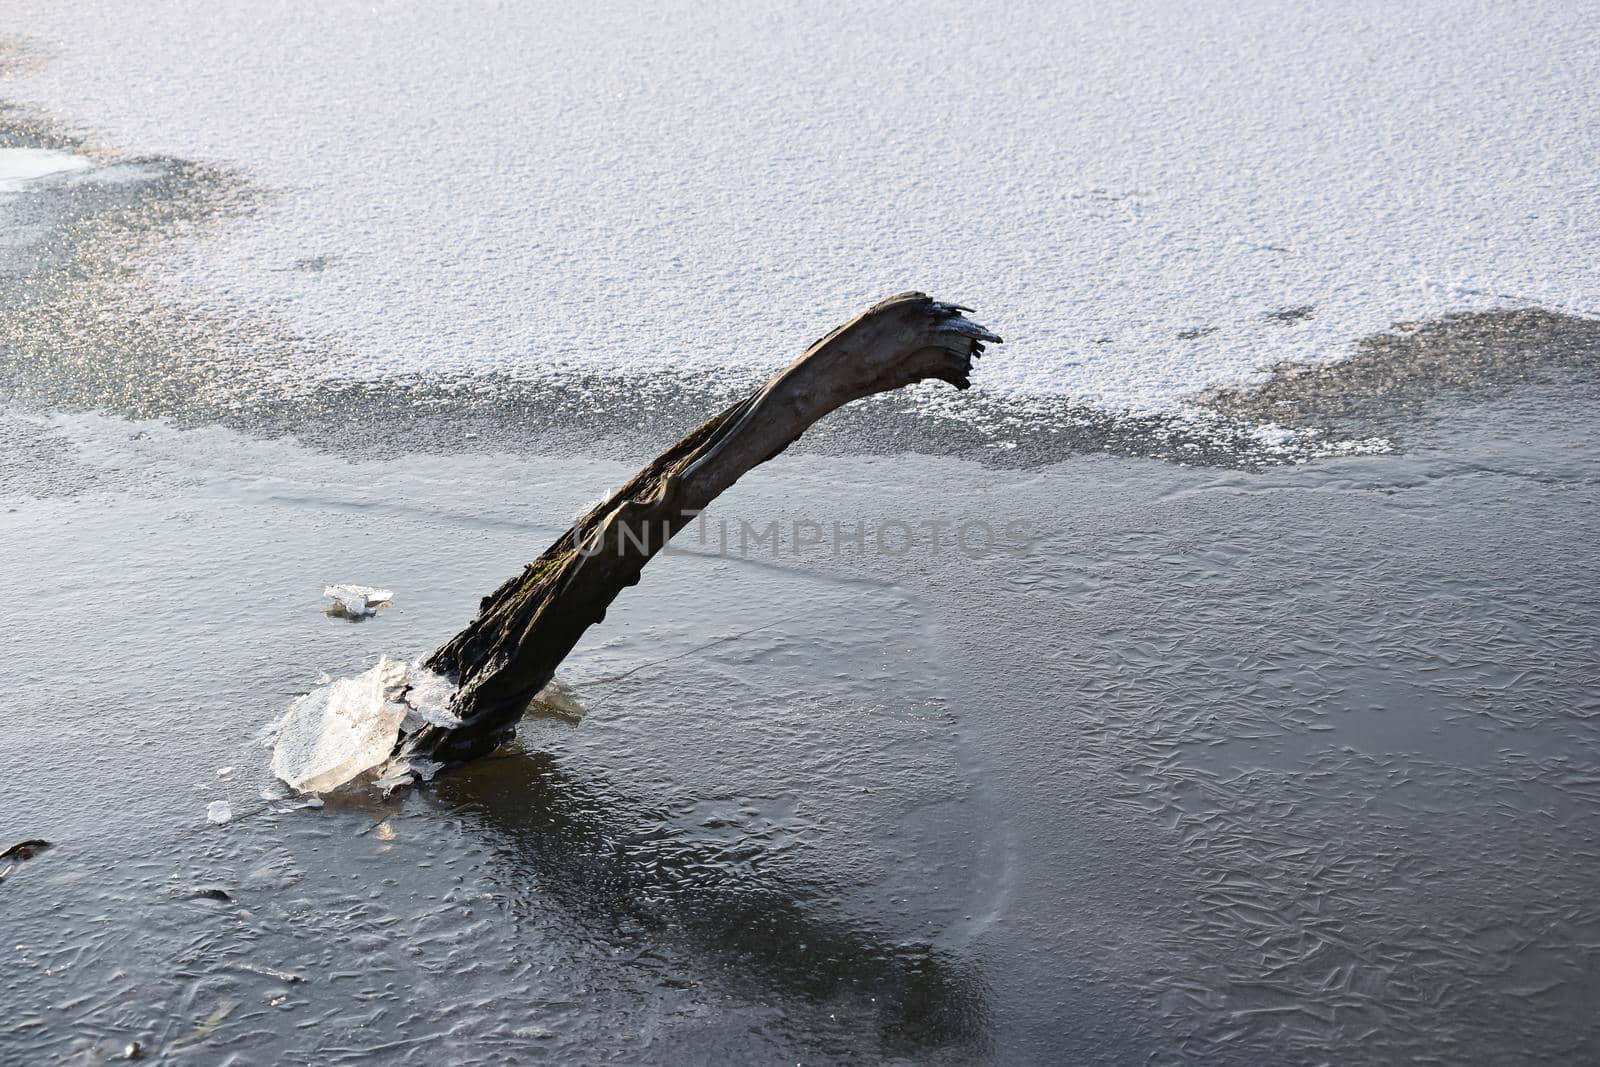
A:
[{"left": 410, "top": 292, "right": 1001, "bottom": 764}]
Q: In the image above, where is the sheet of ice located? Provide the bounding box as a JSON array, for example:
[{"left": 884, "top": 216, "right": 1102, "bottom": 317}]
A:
[
  {"left": 3, "top": 2, "right": 1595, "bottom": 415},
  {"left": 323, "top": 583, "right": 393, "bottom": 618},
  {"left": 205, "top": 800, "right": 232, "bottom": 825},
  {"left": 272, "top": 656, "right": 463, "bottom": 794},
  {"left": 270, "top": 656, "right": 409, "bottom": 793}
]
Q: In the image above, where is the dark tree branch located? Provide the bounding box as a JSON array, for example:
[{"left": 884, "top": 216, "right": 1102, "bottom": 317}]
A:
[{"left": 406, "top": 292, "right": 1001, "bottom": 765}]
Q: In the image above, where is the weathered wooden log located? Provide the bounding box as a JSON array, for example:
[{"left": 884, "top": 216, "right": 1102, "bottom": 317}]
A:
[{"left": 407, "top": 292, "right": 1001, "bottom": 765}]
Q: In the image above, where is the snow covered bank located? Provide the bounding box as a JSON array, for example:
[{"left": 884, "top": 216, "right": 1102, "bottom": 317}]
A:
[{"left": 3, "top": 1, "right": 1594, "bottom": 416}]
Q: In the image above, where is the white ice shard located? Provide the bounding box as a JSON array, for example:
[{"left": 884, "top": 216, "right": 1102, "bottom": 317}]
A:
[
  {"left": 323, "top": 583, "right": 394, "bottom": 618},
  {"left": 271, "top": 656, "right": 410, "bottom": 793},
  {"left": 372, "top": 763, "right": 412, "bottom": 796},
  {"left": 206, "top": 800, "right": 233, "bottom": 825}
]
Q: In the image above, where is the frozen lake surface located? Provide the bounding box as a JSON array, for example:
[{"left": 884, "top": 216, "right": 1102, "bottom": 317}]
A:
[
  {"left": 2, "top": 380, "right": 1598, "bottom": 1063},
  {"left": 1, "top": 0, "right": 1596, "bottom": 415}
]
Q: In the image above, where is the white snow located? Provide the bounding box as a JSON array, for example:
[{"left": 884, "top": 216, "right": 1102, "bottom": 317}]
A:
[{"left": 3, "top": 2, "right": 1596, "bottom": 414}]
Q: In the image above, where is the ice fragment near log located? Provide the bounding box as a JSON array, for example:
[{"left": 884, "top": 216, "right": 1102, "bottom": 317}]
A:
[
  {"left": 270, "top": 656, "right": 584, "bottom": 794},
  {"left": 271, "top": 656, "right": 410, "bottom": 793},
  {"left": 399, "top": 663, "right": 463, "bottom": 731},
  {"left": 528, "top": 678, "right": 585, "bottom": 723}
]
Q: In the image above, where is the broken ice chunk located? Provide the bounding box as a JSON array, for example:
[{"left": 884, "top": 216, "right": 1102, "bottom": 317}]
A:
[
  {"left": 399, "top": 662, "right": 462, "bottom": 731},
  {"left": 323, "top": 583, "right": 394, "bottom": 618},
  {"left": 268, "top": 658, "right": 583, "bottom": 796},
  {"left": 271, "top": 656, "right": 409, "bottom": 793},
  {"left": 206, "top": 800, "right": 233, "bottom": 825},
  {"left": 409, "top": 757, "right": 443, "bottom": 781}
]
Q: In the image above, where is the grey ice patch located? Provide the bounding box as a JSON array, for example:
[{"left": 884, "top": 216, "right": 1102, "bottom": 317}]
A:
[
  {"left": 1197, "top": 307, "right": 1600, "bottom": 444},
  {"left": 0, "top": 413, "right": 110, "bottom": 499}
]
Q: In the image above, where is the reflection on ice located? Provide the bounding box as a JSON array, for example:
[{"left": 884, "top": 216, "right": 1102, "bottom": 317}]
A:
[{"left": 440, "top": 750, "right": 990, "bottom": 1056}]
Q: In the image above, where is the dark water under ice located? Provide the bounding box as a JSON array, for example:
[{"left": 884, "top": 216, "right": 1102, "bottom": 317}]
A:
[{"left": 2, "top": 360, "right": 1598, "bottom": 1063}]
